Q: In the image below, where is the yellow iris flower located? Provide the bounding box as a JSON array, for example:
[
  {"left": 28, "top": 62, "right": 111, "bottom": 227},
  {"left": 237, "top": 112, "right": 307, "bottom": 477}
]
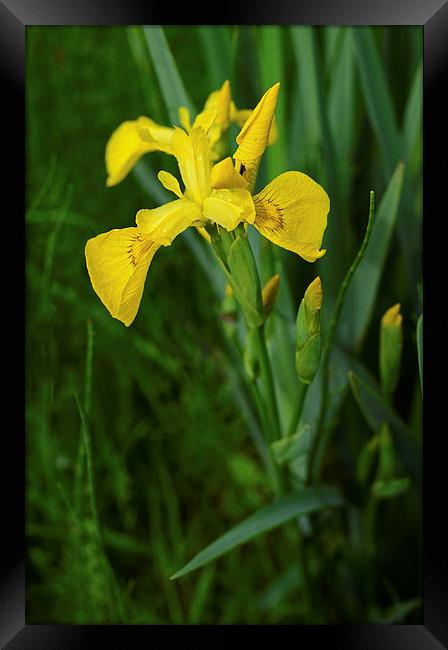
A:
[
  {"left": 86, "top": 82, "right": 330, "bottom": 326},
  {"left": 105, "top": 79, "right": 277, "bottom": 187}
]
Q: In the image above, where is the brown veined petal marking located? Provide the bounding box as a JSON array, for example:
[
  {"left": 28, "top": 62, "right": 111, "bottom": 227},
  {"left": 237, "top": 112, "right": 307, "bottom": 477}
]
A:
[
  {"left": 253, "top": 171, "right": 330, "bottom": 263},
  {"left": 85, "top": 227, "right": 160, "bottom": 326}
]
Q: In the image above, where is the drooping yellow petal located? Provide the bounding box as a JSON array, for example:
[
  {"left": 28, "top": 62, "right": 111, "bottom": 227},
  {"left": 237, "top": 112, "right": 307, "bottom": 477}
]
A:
[
  {"left": 170, "top": 127, "right": 211, "bottom": 204},
  {"left": 136, "top": 200, "right": 202, "bottom": 246},
  {"left": 105, "top": 117, "right": 173, "bottom": 187},
  {"left": 85, "top": 227, "right": 160, "bottom": 326},
  {"left": 203, "top": 188, "right": 255, "bottom": 231},
  {"left": 253, "top": 171, "right": 330, "bottom": 262},
  {"left": 211, "top": 157, "right": 248, "bottom": 190},
  {"left": 158, "top": 170, "right": 184, "bottom": 199},
  {"left": 233, "top": 82, "right": 280, "bottom": 165}
]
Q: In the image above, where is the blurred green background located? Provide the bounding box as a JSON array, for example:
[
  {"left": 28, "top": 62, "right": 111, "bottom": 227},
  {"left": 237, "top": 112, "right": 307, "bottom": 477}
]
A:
[{"left": 26, "top": 26, "right": 422, "bottom": 624}]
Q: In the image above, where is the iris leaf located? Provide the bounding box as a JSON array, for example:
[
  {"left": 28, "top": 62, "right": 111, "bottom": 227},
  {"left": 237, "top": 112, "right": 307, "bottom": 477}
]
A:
[
  {"left": 339, "top": 162, "right": 405, "bottom": 350},
  {"left": 348, "top": 371, "right": 420, "bottom": 481},
  {"left": 171, "top": 486, "right": 343, "bottom": 579},
  {"left": 143, "top": 26, "right": 195, "bottom": 123}
]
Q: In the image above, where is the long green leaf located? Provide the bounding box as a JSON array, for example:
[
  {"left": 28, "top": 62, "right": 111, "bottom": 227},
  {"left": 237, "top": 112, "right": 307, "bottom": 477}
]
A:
[
  {"left": 417, "top": 314, "right": 423, "bottom": 394},
  {"left": 402, "top": 62, "right": 422, "bottom": 164},
  {"left": 328, "top": 28, "right": 356, "bottom": 243},
  {"left": 290, "top": 26, "right": 341, "bottom": 303},
  {"left": 143, "top": 26, "right": 195, "bottom": 123},
  {"left": 289, "top": 27, "right": 322, "bottom": 169},
  {"left": 339, "top": 162, "right": 405, "bottom": 349},
  {"left": 348, "top": 371, "right": 420, "bottom": 481},
  {"left": 351, "top": 28, "right": 401, "bottom": 177},
  {"left": 198, "top": 26, "right": 231, "bottom": 88},
  {"left": 171, "top": 486, "right": 343, "bottom": 579},
  {"left": 258, "top": 26, "right": 287, "bottom": 177}
]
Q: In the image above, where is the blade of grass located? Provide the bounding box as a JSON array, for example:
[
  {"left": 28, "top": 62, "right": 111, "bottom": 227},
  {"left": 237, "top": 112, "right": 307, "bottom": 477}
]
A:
[
  {"left": 188, "top": 565, "right": 216, "bottom": 623},
  {"left": 74, "top": 391, "right": 101, "bottom": 540},
  {"left": 74, "top": 320, "right": 95, "bottom": 512},
  {"left": 171, "top": 486, "right": 343, "bottom": 579}
]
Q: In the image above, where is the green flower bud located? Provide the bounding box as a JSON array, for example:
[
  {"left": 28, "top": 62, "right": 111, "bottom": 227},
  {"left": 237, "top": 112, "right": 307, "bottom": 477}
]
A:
[
  {"left": 295, "top": 277, "right": 322, "bottom": 383},
  {"left": 296, "top": 333, "right": 321, "bottom": 384},
  {"left": 379, "top": 303, "right": 403, "bottom": 399},
  {"left": 227, "top": 232, "right": 264, "bottom": 329},
  {"left": 262, "top": 274, "right": 280, "bottom": 319}
]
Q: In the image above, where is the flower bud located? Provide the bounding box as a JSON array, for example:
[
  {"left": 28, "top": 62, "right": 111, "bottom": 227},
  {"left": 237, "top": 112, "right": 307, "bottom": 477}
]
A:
[
  {"left": 262, "top": 274, "right": 280, "bottom": 319},
  {"left": 295, "top": 277, "right": 323, "bottom": 384},
  {"left": 227, "top": 232, "right": 264, "bottom": 329},
  {"left": 379, "top": 303, "right": 403, "bottom": 399}
]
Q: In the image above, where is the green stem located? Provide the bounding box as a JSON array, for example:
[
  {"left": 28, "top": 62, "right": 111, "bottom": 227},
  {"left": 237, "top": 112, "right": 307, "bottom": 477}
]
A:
[
  {"left": 287, "top": 381, "right": 308, "bottom": 437},
  {"left": 252, "top": 324, "right": 285, "bottom": 495},
  {"left": 365, "top": 493, "right": 378, "bottom": 607},
  {"left": 310, "top": 191, "right": 376, "bottom": 483},
  {"left": 296, "top": 523, "right": 313, "bottom": 619},
  {"left": 253, "top": 324, "right": 282, "bottom": 443}
]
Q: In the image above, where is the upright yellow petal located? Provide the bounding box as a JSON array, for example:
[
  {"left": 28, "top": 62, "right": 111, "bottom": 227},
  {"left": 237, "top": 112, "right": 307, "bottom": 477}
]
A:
[
  {"left": 202, "top": 80, "right": 231, "bottom": 128},
  {"left": 178, "top": 106, "right": 192, "bottom": 132},
  {"left": 231, "top": 106, "right": 278, "bottom": 144},
  {"left": 85, "top": 227, "right": 160, "bottom": 326},
  {"left": 253, "top": 171, "right": 330, "bottom": 262},
  {"left": 170, "top": 127, "right": 211, "bottom": 204},
  {"left": 105, "top": 117, "right": 173, "bottom": 187},
  {"left": 203, "top": 188, "right": 255, "bottom": 231},
  {"left": 211, "top": 157, "right": 248, "bottom": 190},
  {"left": 136, "top": 200, "right": 202, "bottom": 246},
  {"left": 233, "top": 82, "right": 280, "bottom": 166}
]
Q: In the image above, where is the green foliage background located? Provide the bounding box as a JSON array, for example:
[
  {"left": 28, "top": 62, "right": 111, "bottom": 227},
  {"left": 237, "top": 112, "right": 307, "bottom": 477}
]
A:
[{"left": 26, "top": 26, "right": 422, "bottom": 624}]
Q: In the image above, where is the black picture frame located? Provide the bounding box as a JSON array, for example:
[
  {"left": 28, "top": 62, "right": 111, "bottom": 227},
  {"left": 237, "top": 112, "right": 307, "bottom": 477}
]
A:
[{"left": 3, "top": 0, "right": 445, "bottom": 646}]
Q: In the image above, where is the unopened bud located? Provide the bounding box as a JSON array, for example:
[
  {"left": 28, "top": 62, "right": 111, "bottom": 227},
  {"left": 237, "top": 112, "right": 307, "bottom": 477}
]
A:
[
  {"left": 262, "top": 274, "right": 280, "bottom": 319},
  {"left": 227, "top": 232, "right": 264, "bottom": 329},
  {"left": 379, "top": 303, "right": 403, "bottom": 398},
  {"left": 296, "top": 277, "right": 323, "bottom": 383}
]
